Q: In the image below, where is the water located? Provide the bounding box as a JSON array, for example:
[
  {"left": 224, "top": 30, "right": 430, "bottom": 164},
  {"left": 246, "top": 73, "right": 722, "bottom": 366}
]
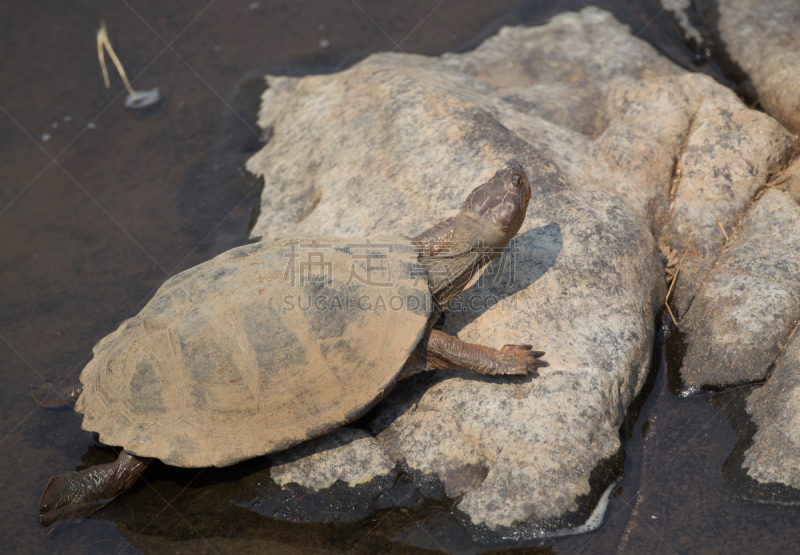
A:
[{"left": 1, "top": 0, "right": 797, "bottom": 553}]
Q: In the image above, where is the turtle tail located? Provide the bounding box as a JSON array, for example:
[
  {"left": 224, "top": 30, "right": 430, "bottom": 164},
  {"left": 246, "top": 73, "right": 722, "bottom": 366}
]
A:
[{"left": 31, "top": 381, "right": 83, "bottom": 408}]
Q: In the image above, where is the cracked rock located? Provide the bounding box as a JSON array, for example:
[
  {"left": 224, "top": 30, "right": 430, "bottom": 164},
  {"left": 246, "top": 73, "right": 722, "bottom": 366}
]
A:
[
  {"left": 244, "top": 5, "right": 795, "bottom": 538},
  {"left": 677, "top": 189, "right": 800, "bottom": 393}
]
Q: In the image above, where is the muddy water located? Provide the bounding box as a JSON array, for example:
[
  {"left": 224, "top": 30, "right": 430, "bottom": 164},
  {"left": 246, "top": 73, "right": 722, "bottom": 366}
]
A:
[{"left": 1, "top": 1, "right": 798, "bottom": 553}]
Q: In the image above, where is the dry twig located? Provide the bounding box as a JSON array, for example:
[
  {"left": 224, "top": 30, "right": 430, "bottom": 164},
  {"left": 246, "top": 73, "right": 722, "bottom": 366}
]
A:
[
  {"left": 664, "top": 251, "right": 686, "bottom": 326},
  {"left": 96, "top": 22, "right": 160, "bottom": 109},
  {"left": 97, "top": 21, "right": 137, "bottom": 99},
  {"left": 717, "top": 221, "right": 729, "bottom": 243}
]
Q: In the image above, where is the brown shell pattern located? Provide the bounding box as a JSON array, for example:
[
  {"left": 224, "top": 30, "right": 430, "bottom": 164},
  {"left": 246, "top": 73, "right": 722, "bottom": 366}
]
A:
[{"left": 75, "top": 235, "right": 431, "bottom": 467}]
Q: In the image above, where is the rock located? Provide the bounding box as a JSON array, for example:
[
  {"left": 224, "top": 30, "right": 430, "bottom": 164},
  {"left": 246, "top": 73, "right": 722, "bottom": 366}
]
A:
[
  {"left": 774, "top": 156, "right": 800, "bottom": 206},
  {"left": 247, "top": 428, "right": 418, "bottom": 524},
  {"left": 665, "top": 0, "right": 800, "bottom": 494},
  {"left": 718, "top": 162, "right": 800, "bottom": 496},
  {"left": 244, "top": 5, "right": 795, "bottom": 538},
  {"left": 716, "top": 0, "right": 800, "bottom": 134},
  {"left": 268, "top": 428, "right": 396, "bottom": 490},
  {"left": 436, "top": 7, "right": 683, "bottom": 138},
  {"left": 744, "top": 329, "right": 800, "bottom": 492},
  {"left": 676, "top": 189, "right": 800, "bottom": 393},
  {"left": 658, "top": 81, "right": 793, "bottom": 316}
]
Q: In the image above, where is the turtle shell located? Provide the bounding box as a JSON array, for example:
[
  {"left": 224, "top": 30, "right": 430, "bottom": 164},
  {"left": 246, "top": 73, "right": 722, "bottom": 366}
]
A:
[{"left": 75, "top": 235, "right": 431, "bottom": 467}]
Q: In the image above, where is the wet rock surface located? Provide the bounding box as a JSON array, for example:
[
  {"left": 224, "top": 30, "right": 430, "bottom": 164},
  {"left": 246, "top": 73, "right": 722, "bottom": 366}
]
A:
[
  {"left": 244, "top": 4, "right": 799, "bottom": 540},
  {"left": 742, "top": 328, "right": 800, "bottom": 497}
]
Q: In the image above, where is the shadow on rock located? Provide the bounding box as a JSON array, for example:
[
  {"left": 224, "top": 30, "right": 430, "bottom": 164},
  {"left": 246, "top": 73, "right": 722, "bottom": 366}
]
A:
[{"left": 448, "top": 223, "right": 562, "bottom": 332}]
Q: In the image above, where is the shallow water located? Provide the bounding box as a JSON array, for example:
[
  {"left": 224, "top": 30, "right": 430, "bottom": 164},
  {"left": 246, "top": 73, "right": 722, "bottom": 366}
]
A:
[{"left": 1, "top": 1, "right": 798, "bottom": 553}]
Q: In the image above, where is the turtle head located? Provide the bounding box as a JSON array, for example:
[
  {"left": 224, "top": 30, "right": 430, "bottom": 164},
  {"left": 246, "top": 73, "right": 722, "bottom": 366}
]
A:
[
  {"left": 458, "top": 163, "right": 531, "bottom": 247},
  {"left": 423, "top": 164, "right": 531, "bottom": 308}
]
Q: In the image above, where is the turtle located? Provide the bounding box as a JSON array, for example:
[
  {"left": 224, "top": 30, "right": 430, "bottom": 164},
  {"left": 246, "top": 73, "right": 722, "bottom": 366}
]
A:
[{"left": 36, "top": 163, "right": 547, "bottom": 525}]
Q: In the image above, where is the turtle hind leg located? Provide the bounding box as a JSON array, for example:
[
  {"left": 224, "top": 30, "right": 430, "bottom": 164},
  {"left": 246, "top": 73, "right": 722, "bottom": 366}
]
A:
[
  {"left": 31, "top": 381, "right": 83, "bottom": 408},
  {"left": 39, "top": 450, "right": 149, "bottom": 526}
]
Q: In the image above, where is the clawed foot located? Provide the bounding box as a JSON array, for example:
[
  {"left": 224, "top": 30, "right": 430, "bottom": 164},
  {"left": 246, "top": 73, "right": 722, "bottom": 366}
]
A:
[{"left": 495, "top": 344, "right": 548, "bottom": 376}]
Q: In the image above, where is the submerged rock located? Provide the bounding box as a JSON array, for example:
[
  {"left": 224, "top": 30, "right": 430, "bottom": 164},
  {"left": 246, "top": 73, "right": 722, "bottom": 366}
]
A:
[{"left": 244, "top": 5, "right": 797, "bottom": 539}]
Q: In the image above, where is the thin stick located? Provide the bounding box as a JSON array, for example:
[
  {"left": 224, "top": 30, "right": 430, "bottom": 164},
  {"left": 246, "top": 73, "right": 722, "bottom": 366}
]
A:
[
  {"left": 669, "top": 161, "right": 681, "bottom": 201},
  {"left": 664, "top": 251, "right": 686, "bottom": 327},
  {"left": 665, "top": 302, "right": 678, "bottom": 326},
  {"left": 97, "top": 24, "right": 111, "bottom": 89},
  {"left": 665, "top": 251, "right": 687, "bottom": 303},
  {"left": 717, "top": 221, "right": 729, "bottom": 242},
  {"left": 96, "top": 21, "right": 138, "bottom": 100}
]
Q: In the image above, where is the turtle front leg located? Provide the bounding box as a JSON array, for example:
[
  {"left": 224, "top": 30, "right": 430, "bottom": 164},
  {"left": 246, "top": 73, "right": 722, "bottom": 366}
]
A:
[
  {"left": 39, "top": 450, "right": 149, "bottom": 526},
  {"left": 402, "top": 329, "right": 547, "bottom": 378}
]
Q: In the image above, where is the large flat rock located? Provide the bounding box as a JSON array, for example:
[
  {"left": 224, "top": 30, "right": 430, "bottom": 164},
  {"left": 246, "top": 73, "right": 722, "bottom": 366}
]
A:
[
  {"left": 244, "top": 5, "right": 798, "bottom": 539},
  {"left": 246, "top": 8, "right": 666, "bottom": 536}
]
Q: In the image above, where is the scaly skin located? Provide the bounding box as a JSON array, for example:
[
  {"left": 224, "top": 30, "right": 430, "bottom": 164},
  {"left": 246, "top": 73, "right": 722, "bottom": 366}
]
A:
[
  {"left": 400, "top": 329, "right": 546, "bottom": 378},
  {"left": 39, "top": 450, "right": 149, "bottom": 526},
  {"left": 407, "top": 163, "right": 547, "bottom": 377},
  {"left": 412, "top": 216, "right": 454, "bottom": 257}
]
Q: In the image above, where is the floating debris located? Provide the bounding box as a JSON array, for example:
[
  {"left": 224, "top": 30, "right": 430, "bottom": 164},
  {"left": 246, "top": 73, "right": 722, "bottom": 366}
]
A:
[
  {"left": 42, "top": 133, "right": 51, "bottom": 142},
  {"left": 87, "top": 122, "right": 97, "bottom": 129},
  {"left": 320, "top": 38, "right": 330, "bottom": 48},
  {"left": 96, "top": 21, "right": 160, "bottom": 110},
  {"left": 124, "top": 88, "right": 160, "bottom": 109}
]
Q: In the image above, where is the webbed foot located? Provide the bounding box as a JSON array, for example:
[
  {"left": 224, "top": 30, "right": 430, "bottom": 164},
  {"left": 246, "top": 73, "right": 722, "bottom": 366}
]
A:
[{"left": 39, "top": 450, "right": 148, "bottom": 526}]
